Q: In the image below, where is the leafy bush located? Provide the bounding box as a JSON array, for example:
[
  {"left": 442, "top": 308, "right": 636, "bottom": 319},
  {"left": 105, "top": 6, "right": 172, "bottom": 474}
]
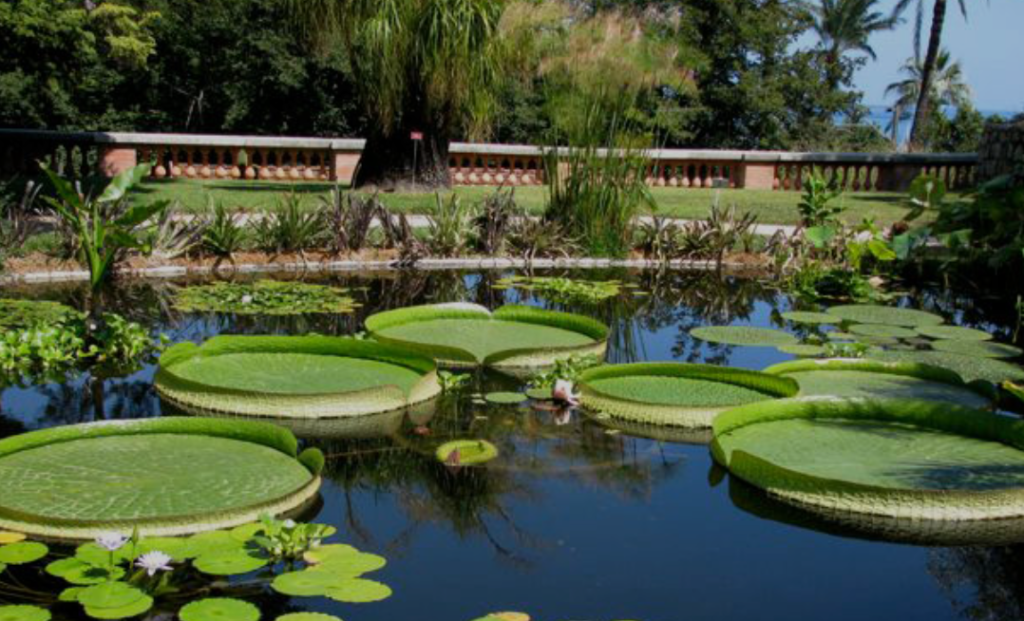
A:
[
  {"left": 202, "top": 200, "right": 248, "bottom": 260},
  {"left": 427, "top": 193, "right": 474, "bottom": 257},
  {"left": 145, "top": 200, "right": 208, "bottom": 260},
  {"left": 0, "top": 180, "right": 42, "bottom": 270},
  {"left": 636, "top": 215, "right": 681, "bottom": 263},
  {"left": 797, "top": 167, "right": 845, "bottom": 228},
  {"left": 321, "top": 186, "right": 379, "bottom": 254},
  {"left": 42, "top": 163, "right": 166, "bottom": 290},
  {"left": 252, "top": 193, "right": 323, "bottom": 255},
  {"left": 474, "top": 189, "right": 522, "bottom": 255},
  {"left": 508, "top": 217, "right": 578, "bottom": 261}
]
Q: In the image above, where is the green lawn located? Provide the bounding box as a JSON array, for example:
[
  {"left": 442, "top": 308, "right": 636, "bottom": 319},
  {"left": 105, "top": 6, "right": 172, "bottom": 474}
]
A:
[{"left": 134, "top": 179, "right": 934, "bottom": 227}]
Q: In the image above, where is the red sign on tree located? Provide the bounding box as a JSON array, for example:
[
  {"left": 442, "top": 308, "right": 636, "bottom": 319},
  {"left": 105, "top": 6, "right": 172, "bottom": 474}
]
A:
[{"left": 410, "top": 131, "right": 424, "bottom": 141}]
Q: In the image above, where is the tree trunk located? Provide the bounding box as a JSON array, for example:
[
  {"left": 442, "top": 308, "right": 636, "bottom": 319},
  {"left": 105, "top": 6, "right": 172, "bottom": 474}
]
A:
[
  {"left": 909, "top": 0, "right": 947, "bottom": 151},
  {"left": 354, "top": 127, "right": 452, "bottom": 191}
]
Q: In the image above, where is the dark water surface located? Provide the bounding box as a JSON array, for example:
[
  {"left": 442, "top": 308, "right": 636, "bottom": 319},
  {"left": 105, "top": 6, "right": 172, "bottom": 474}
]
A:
[{"left": 3, "top": 269, "right": 1024, "bottom": 621}]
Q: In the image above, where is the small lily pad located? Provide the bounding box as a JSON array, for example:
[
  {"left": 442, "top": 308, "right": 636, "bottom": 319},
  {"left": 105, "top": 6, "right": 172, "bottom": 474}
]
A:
[
  {"left": 135, "top": 537, "right": 197, "bottom": 561},
  {"left": 325, "top": 578, "right": 393, "bottom": 603},
  {"left": 303, "top": 544, "right": 359, "bottom": 565},
  {"left": 526, "top": 387, "right": 553, "bottom": 400},
  {"left": 849, "top": 324, "right": 918, "bottom": 339},
  {"left": 84, "top": 595, "right": 154, "bottom": 620},
  {"left": 48, "top": 559, "right": 124, "bottom": 585},
  {"left": 229, "top": 523, "right": 266, "bottom": 542},
  {"left": 781, "top": 311, "right": 836, "bottom": 325},
  {"left": 0, "top": 532, "right": 26, "bottom": 545},
  {"left": 690, "top": 326, "right": 797, "bottom": 347},
  {"left": 59, "top": 587, "right": 84, "bottom": 602},
  {"left": 76, "top": 582, "right": 146, "bottom": 610},
  {"left": 75, "top": 542, "right": 134, "bottom": 567},
  {"left": 826, "top": 332, "right": 857, "bottom": 341},
  {"left": 194, "top": 551, "right": 269, "bottom": 576},
  {"left": 276, "top": 615, "right": 343, "bottom": 621},
  {"left": 312, "top": 552, "right": 387, "bottom": 576},
  {"left": 179, "top": 598, "right": 260, "bottom": 621},
  {"left": 188, "top": 531, "right": 246, "bottom": 556},
  {"left": 0, "top": 606, "right": 51, "bottom": 621},
  {"left": 931, "top": 340, "right": 1023, "bottom": 359},
  {"left": 484, "top": 392, "right": 528, "bottom": 405},
  {"left": 272, "top": 570, "right": 347, "bottom": 597},
  {"left": 0, "top": 542, "right": 48, "bottom": 565},
  {"left": 435, "top": 439, "right": 499, "bottom": 465},
  {"left": 916, "top": 325, "right": 993, "bottom": 341},
  {"left": 777, "top": 344, "right": 827, "bottom": 357}
]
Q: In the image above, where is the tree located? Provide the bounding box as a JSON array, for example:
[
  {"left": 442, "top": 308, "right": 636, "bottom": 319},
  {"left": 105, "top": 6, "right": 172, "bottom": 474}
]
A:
[
  {"left": 884, "top": 49, "right": 971, "bottom": 148},
  {"left": 800, "top": 0, "right": 903, "bottom": 90},
  {"left": 286, "top": 0, "right": 509, "bottom": 189},
  {"left": 893, "top": 0, "right": 969, "bottom": 150}
]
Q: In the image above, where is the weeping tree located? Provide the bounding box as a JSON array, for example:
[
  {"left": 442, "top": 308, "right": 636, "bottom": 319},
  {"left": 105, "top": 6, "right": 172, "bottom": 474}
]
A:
[{"left": 287, "top": 0, "right": 509, "bottom": 189}]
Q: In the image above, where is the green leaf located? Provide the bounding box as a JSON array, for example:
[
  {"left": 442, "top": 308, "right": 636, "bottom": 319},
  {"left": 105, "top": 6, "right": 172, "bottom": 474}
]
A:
[
  {"left": 0, "top": 605, "right": 51, "bottom": 621},
  {"left": 324, "top": 578, "right": 393, "bottom": 603},
  {"left": 135, "top": 537, "right": 198, "bottom": 561},
  {"left": 229, "top": 523, "right": 266, "bottom": 543},
  {"left": 804, "top": 225, "right": 836, "bottom": 249},
  {"left": 98, "top": 164, "right": 152, "bottom": 203},
  {"left": 41, "top": 165, "right": 81, "bottom": 209},
  {"left": 484, "top": 391, "right": 527, "bottom": 404},
  {"left": 866, "top": 239, "right": 896, "bottom": 262},
  {"left": 76, "top": 543, "right": 134, "bottom": 567},
  {"left": 84, "top": 595, "right": 153, "bottom": 620},
  {"left": 194, "top": 551, "right": 269, "bottom": 576},
  {"left": 113, "top": 200, "right": 168, "bottom": 229},
  {"left": 275, "top": 614, "right": 342, "bottom": 621},
  {"left": 59, "top": 587, "right": 84, "bottom": 602},
  {"left": 76, "top": 582, "right": 146, "bottom": 610},
  {"left": 0, "top": 541, "right": 48, "bottom": 565},
  {"left": 272, "top": 570, "right": 347, "bottom": 597},
  {"left": 179, "top": 598, "right": 260, "bottom": 621}
]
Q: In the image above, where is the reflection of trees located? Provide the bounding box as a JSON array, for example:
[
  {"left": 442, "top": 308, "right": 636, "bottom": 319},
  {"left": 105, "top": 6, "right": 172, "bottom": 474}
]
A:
[{"left": 929, "top": 546, "right": 1024, "bottom": 621}]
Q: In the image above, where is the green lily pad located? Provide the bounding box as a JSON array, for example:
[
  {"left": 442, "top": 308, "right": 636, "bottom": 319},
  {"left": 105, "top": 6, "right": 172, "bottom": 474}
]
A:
[
  {"left": 0, "top": 605, "right": 51, "bottom": 621},
  {"left": 179, "top": 598, "right": 260, "bottom": 621},
  {"left": 0, "top": 542, "right": 48, "bottom": 565},
  {"left": 916, "top": 325, "right": 993, "bottom": 341},
  {"left": 526, "top": 387, "right": 553, "bottom": 400},
  {"left": 781, "top": 311, "right": 837, "bottom": 325},
  {"left": 303, "top": 544, "right": 359, "bottom": 564},
  {"left": 276, "top": 615, "right": 343, "bottom": 621},
  {"left": 435, "top": 440, "right": 499, "bottom": 466},
  {"left": 484, "top": 392, "right": 528, "bottom": 405},
  {"left": 75, "top": 543, "right": 134, "bottom": 567},
  {"left": 311, "top": 551, "right": 386, "bottom": 576},
  {"left": 325, "top": 578, "right": 393, "bottom": 603},
  {"left": 59, "top": 587, "right": 84, "bottom": 602},
  {"left": 76, "top": 582, "right": 146, "bottom": 610},
  {"left": 188, "top": 531, "right": 247, "bottom": 556},
  {"left": 870, "top": 349, "right": 1024, "bottom": 384},
  {"left": 229, "top": 523, "right": 265, "bottom": 542},
  {"left": 194, "top": 550, "right": 269, "bottom": 576},
  {"left": 931, "top": 340, "right": 1023, "bottom": 359},
  {"left": 777, "top": 344, "right": 827, "bottom": 357},
  {"left": 826, "top": 304, "right": 944, "bottom": 327},
  {"left": 272, "top": 570, "right": 347, "bottom": 597},
  {"left": 690, "top": 326, "right": 797, "bottom": 347},
  {"left": 849, "top": 324, "right": 918, "bottom": 339},
  {"left": 84, "top": 595, "right": 154, "bottom": 620},
  {"left": 135, "top": 537, "right": 197, "bottom": 561},
  {"left": 48, "top": 559, "right": 124, "bottom": 585},
  {"left": 826, "top": 332, "right": 857, "bottom": 341}
]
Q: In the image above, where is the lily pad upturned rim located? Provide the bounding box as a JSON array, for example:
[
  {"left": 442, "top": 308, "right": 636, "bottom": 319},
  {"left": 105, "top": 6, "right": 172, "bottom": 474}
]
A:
[
  {"left": 365, "top": 303, "right": 609, "bottom": 369},
  {"left": 0, "top": 417, "right": 322, "bottom": 541},
  {"left": 435, "top": 439, "right": 500, "bottom": 466},
  {"left": 690, "top": 326, "right": 798, "bottom": 347},
  {"left": 930, "top": 339, "right": 1024, "bottom": 359},
  {"left": 155, "top": 335, "right": 442, "bottom": 420},
  {"left": 825, "top": 304, "right": 944, "bottom": 327},
  {"left": 578, "top": 362, "right": 799, "bottom": 429},
  {"left": 867, "top": 349, "right": 1024, "bottom": 384},
  {"left": 712, "top": 397, "right": 1024, "bottom": 521}
]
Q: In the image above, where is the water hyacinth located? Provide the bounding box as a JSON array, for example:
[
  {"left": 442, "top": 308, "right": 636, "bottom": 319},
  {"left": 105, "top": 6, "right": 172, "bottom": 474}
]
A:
[{"left": 136, "top": 551, "right": 173, "bottom": 576}]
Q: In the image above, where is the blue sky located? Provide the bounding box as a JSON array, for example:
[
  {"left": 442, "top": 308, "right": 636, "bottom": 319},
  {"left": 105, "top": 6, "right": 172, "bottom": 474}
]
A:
[{"left": 800, "top": 0, "right": 1023, "bottom": 113}]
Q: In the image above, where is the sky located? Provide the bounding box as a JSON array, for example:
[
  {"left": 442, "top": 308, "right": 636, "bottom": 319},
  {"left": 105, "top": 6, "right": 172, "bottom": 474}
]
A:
[{"left": 800, "top": 0, "right": 1024, "bottom": 113}]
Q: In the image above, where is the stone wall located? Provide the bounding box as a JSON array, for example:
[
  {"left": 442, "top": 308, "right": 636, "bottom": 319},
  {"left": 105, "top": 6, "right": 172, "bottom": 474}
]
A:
[{"left": 978, "top": 114, "right": 1024, "bottom": 183}]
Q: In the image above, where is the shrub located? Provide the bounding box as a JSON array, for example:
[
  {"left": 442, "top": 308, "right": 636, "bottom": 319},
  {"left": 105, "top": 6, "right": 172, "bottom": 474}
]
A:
[
  {"left": 202, "top": 201, "right": 248, "bottom": 260},
  {"left": 426, "top": 193, "right": 474, "bottom": 257},
  {"left": 320, "top": 186, "right": 378, "bottom": 254},
  {"left": 252, "top": 193, "right": 324, "bottom": 255},
  {"left": 474, "top": 189, "right": 522, "bottom": 255},
  {"left": 797, "top": 167, "right": 845, "bottom": 228}
]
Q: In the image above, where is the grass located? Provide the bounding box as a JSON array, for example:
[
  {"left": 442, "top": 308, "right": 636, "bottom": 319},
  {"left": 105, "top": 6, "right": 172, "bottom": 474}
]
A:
[{"left": 132, "top": 179, "right": 938, "bottom": 227}]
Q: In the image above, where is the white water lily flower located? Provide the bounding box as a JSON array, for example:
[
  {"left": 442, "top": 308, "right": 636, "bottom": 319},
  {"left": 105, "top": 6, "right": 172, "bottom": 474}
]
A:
[
  {"left": 241, "top": 294, "right": 254, "bottom": 304},
  {"left": 95, "top": 532, "right": 129, "bottom": 552},
  {"left": 552, "top": 379, "right": 579, "bottom": 406},
  {"left": 283, "top": 519, "right": 297, "bottom": 529},
  {"left": 136, "top": 551, "right": 173, "bottom": 576}
]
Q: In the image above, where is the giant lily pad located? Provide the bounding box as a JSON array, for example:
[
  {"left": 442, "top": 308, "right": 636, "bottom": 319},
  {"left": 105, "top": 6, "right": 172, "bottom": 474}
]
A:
[
  {"left": 179, "top": 598, "right": 260, "bottom": 621},
  {"left": 690, "top": 326, "right": 797, "bottom": 347},
  {"left": 365, "top": 304, "right": 608, "bottom": 371},
  {"left": 764, "top": 359, "right": 993, "bottom": 409},
  {"left": 869, "top": 350, "right": 1024, "bottom": 384},
  {"left": 579, "top": 363, "right": 798, "bottom": 429},
  {"left": 435, "top": 440, "right": 499, "bottom": 466},
  {"left": 276, "top": 614, "right": 343, "bottom": 621},
  {"left": 916, "top": 325, "right": 993, "bottom": 341},
  {"left": 156, "top": 335, "right": 442, "bottom": 419},
  {"left": 0, "top": 418, "right": 321, "bottom": 540},
  {"left": 780, "top": 311, "right": 837, "bottom": 325},
  {"left": 712, "top": 398, "right": 1024, "bottom": 520},
  {"left": 848, "top": 324, "right": 917, "bottom": 339},
  {"left": 931, "top": 339, "right": 1023, "bottom": 359},
  {"left": 826, "top": 304, "right": 944, "bottom": 327}
]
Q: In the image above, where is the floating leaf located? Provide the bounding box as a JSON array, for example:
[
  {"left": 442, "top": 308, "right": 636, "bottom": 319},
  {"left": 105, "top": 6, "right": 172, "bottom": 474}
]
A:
[
  {"left": 272, "top": 570, "right": 346, "bottom": 597},
  {"left": 826, "top": 305, "right": 944, "bottom": 327},
  {"left": 135, "top": 537, "right": 197, "bottom": 561},
  {"left": 311, "top": 551, "right": 386, "bottom": 577},
  {"left": 188, "top": 531, "right": 248, "bottom": 557},
  {"left": 781, "top": 311, "right": 836, "bottom": 325},
  {"left": 303, "top": 544, "right": 359, "bottom": 565},
  {"left": 870, "top": 350, "right": 1024, "bottom": 384},
  {"left": 59, "top": 587, "right": 84, "bottom": 602},
  {"left": 229, "top": 523, "right": 265, "bottom": 543},
  {"left": 194, "top": 551, "right": 269, "bottom": 576},
  {"left": 690, "top": 326, "right": 797, "bottom": 347},
  {"left": 916, "top": 325, "right": 993, "bottom": 341},
  {"left": 777, "top": 344, "right": 827, "bottom": 357},
  {"left": 435, "top": 440, "right": 499, "bottom": 466},
  {"left": 0, "top": 605, "right": 51, "bottom": 621},
  {"left": 179, "top": 598, "right": 260, "bottom": 621},
  {"left": 526, "top": 387, "right": 553, "bottom": 400},
  {"left": 47, "top": 558, "right": 124, "bottom": 585},
  {"left": 84, "top": 595, "right": 154, "bottom": 620},
  {"left": 76, "top": 582, "right": 146, "bottom": 610},
  {"left": 0, "top": 532, "right": 26, "bottom": 545},
  {"left": 484, "top": 392, "right": 527, "bottom": 405},
  {"left": 75, "top": 543, "right": 134, "bottom": 567},
  {"left": 931, "top": 340, "right": 1023, "bottom": 359},
  {"left": 0, "top": 542, "right": 48, "bottom": 565},
  {"left": 826, "top": 332, "right": 857, "bottom": 341},
  {"left": 276, "top": 615, "right": 343, "bottom": 621},
  {"left": 324, "top": 578, "right": 393, "bottom": 603},
  {"left": 174, "top": 280, "right": 359, "bottom": 316},
  {"left": 849, "top": 324, "right": 918, "bottom": 339}
]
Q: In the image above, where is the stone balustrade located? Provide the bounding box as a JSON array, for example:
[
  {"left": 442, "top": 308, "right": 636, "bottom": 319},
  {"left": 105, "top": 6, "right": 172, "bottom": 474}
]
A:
[{"left": 0, "top": 129, "right": 978, "bottom": 192}]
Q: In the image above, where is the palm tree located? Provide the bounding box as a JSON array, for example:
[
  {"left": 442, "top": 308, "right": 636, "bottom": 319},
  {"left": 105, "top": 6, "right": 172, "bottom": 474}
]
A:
[
  {"left": 285, "top": 0, "right": 509, "bottom": 189},
  {"left": 893, "top": 0, "right": 969, "bottom": 150},
  {"left": 802, "top": 0, "right": 904, "bottom": 90},
  {"left": 884, "top": 49, "right": 971, "bottom": 146}
]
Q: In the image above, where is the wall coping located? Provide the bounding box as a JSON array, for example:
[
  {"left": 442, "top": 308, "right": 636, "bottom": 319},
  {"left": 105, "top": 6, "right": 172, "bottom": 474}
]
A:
[{"left": 0, "top": 129, "right": 978, "bottom": 164}]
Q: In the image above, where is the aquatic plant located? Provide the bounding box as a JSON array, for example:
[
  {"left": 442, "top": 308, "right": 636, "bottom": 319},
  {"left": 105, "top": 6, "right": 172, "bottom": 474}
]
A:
[
  {"left": 0, "top": 418, "right": 323, "bottom": 539},
  {"left": 797, "top": 166, "right": 846, "bottom": 227},
  {"left": 915, "top": 324, "right": 993, "bottom": 341},
  {"left": 869, "top": 349, "right": 1024, "bottom": 384},
  {"left": 156, "top": 336, "right": 442, "bottom": 419},
  {"left": 931, "top": 339, "right": 1023, "bottom": 359},
  {"left": 438, "top": 370, "right": 472, "bottom": 393},
  {"left": 202, "top": 200, "right": 248, "bottom": 260},
  {"left": 252, "top": 193, "right": 324, "bottom": 256},
  {"left": 494, "top": 275, "right": 622, "bottom": 304},
  {"left": 712, "top": 398, "right": 1024, "bottom": 521},
  {"left": 528, "top": 354, "right": 603, "bottom": 390},
  {"left": 473, "top": 189, "right": 522, "bottom": 255},
  {"left": 436, "top": 439, "right": 500, "bottom": 466},
  {"left": 366, "top": 304, "right": 608, "bottom": 370},
  {"left": 0, "top": 299, "right": 77, "bottom": 330},
  {"left": 780, "top": 311, "right": 837, "bottom": 325},
  {"left": 776, "top": 343, "right": 828, "bottom": 357},
  {"left": 173, "top": 280, "right": 359, "bottom": 316},
  {"left": 848, "top": 323, "right": 918, "bottom": 339},
  {"left": 690, "top": 326, "right": 798, "bottom": 347},
  {"left": 826, "top": 304, "right": 944, "bottom": 327}
]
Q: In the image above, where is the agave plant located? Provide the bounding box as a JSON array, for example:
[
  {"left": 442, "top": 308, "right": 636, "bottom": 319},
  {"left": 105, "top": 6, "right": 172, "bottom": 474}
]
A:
[
  {"left": 202, "top": 200, "right": 248, "bottom": 262},
  {"left": 146, "top": 200, "right": 209, "bottom": 261},
  {"left": 427, "top": 192, "right": 475, "bottom": 258},
  {"left": 252, "top": 192, "right": 324, "bottom": 256},
  {"left": 636, "top": 215, "right": 681, "bottom": 263}
]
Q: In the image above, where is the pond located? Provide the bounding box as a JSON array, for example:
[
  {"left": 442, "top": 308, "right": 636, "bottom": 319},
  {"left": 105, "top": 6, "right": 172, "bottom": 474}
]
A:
[{"left": 2, "top": 268, "right": 1024, "bottom": 621}]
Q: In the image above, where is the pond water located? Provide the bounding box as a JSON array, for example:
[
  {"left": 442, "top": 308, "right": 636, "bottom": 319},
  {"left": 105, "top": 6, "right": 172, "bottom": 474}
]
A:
[{"left": 3, "top": 268, "right": 1024, "bottom": 621}]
